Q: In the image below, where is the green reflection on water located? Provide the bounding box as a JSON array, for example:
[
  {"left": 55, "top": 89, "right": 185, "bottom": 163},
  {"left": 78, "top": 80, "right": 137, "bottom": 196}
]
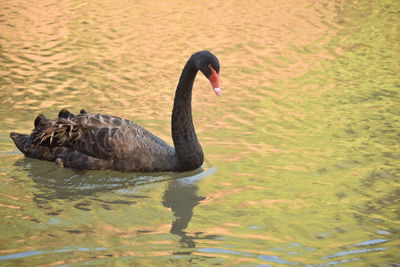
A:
[{"left": 0, "top": 0, "right": 399, "bottom": 265}]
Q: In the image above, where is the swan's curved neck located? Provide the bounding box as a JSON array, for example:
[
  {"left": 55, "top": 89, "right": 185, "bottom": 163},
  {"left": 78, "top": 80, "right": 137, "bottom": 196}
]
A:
[{"left": 171, "top": 56, "right": 204, "bottom": 171}]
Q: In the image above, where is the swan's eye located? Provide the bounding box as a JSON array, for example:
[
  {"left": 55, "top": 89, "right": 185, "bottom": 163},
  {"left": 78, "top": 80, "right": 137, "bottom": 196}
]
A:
[{"left": 208, "top": 64, "right": 216, "bottom": 73}]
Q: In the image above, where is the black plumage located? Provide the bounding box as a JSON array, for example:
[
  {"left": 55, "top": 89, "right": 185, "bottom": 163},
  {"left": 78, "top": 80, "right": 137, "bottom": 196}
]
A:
[{"left": 10, "top": 51, "right": 221, "bottom": 172}]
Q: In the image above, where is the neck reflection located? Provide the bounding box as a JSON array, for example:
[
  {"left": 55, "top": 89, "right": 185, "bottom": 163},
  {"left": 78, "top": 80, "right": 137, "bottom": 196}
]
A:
[{"left": 162, "top": 167, "right": 216, "bottom": 248}]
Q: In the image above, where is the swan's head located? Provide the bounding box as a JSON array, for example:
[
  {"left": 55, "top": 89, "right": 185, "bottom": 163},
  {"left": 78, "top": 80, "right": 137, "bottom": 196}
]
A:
[{"left": 194, "top": 51, "right": 221, "bottom": 96}]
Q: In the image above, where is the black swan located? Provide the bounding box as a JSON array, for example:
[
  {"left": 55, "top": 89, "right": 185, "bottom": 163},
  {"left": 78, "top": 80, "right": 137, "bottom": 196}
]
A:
[{"left": 10, "top": 50, "right": 221, "bottom": 172}]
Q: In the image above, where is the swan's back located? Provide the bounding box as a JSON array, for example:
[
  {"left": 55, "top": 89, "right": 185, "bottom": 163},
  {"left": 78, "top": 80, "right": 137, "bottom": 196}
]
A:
[{"left": 30, "top": 110, "right": 178, "bottom": 171}]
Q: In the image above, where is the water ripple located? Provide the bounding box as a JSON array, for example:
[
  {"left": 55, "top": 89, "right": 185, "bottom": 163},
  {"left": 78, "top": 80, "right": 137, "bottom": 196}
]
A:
[{"left": 1, "top": 0, "right": 399, "bottom": 265}]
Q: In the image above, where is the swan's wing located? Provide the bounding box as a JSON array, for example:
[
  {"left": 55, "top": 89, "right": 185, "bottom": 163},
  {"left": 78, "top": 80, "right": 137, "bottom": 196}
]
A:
[
  {"left": 32, "top": 113, "right": 174, "bottom": 161},
  {"left": 57, "top": 108, "right": 87, "bottom": 119}
]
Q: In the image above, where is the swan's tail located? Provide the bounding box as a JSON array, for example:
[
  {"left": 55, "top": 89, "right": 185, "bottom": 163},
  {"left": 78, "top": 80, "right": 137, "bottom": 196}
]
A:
[
  {"left": 10, "top": 109, "right": 87, "bottom": 162},
  {"left": 10, "top": 132, "right": 70, "bottom": 161},
  {"left": 10, "top": 132, "right": 32, "bottom": 156}
]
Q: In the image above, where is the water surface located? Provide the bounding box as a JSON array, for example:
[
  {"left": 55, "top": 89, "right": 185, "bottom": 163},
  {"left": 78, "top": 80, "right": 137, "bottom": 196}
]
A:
[{"left": 1, "top": 0, "right": 399, "bottom": 265}]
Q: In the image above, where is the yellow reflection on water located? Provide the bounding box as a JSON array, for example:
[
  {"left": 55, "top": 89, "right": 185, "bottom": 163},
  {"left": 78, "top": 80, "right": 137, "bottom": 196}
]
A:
[{"left": 0, "top": 0, "right": 399, "bottom": 265}]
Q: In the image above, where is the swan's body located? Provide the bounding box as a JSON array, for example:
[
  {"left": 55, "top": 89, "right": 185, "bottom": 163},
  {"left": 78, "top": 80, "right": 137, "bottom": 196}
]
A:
[{"left": 10, "top": 51, "right": 221, "bottom": 172}]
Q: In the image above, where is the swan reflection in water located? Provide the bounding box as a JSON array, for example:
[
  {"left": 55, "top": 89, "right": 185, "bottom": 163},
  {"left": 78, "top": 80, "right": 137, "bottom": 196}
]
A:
[
  {"left": 162, "top": 171, "right": 210, "bottom": 248},
  {"left": 13, "top": 158, "right": 215, "bottom": 248}
]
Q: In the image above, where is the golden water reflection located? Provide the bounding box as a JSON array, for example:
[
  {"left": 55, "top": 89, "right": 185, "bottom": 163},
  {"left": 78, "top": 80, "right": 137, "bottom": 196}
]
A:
[{"left": 1, "top": 0, "right": 399, "bottom": 265}]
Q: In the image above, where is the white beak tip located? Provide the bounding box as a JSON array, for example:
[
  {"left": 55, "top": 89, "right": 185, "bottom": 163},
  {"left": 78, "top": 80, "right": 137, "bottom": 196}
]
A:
[{"left": 214, "top": 88, "right": 222, "bottom": 96}]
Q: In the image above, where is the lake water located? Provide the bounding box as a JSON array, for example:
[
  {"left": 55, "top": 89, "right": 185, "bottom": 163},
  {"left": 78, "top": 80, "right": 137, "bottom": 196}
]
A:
[{"left": 1, "top": 0, "right": 399, "bottom": 266}]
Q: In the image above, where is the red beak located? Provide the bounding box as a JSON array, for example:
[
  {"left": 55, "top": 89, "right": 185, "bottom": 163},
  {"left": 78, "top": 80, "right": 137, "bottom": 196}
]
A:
[{"left": 208, "top": 65, "right": 221, "bottom": 96}]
